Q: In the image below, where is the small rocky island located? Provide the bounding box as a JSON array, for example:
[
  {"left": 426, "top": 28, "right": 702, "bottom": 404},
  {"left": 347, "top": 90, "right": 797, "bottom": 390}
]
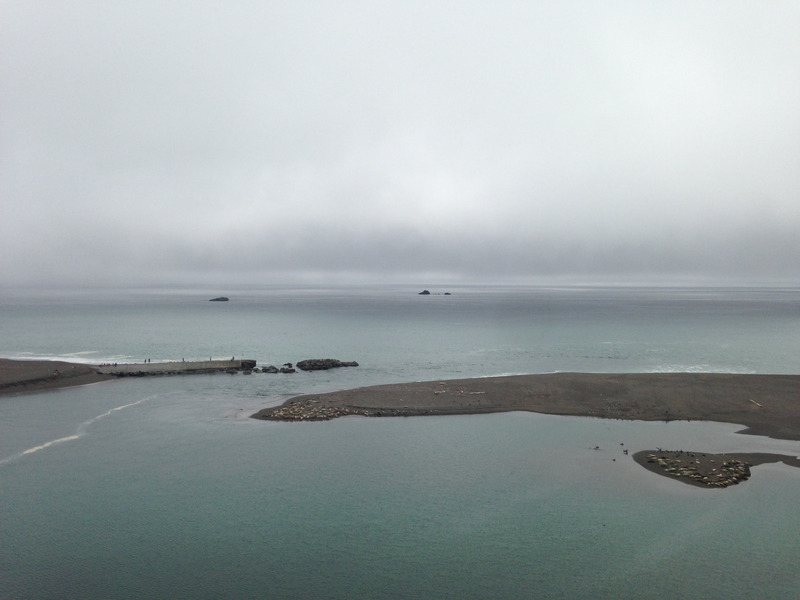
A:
[{"left": 209, "top": 296, "right": 229, "bottom": 302}]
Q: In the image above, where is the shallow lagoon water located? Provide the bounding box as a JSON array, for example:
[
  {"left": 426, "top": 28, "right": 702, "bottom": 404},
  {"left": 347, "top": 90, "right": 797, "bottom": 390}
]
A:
[
  {"left": 2, "top": 286, "right": 800, "bottom": 598},
  {"left": 3, "top": 379, "right": 799, "bottom": 599}
]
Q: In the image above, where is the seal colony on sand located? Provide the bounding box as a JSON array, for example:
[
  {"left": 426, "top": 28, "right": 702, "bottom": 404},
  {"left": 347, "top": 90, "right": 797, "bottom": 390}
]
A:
[{"left": 633, "top": 450, "right": 800, "bottom": 488}]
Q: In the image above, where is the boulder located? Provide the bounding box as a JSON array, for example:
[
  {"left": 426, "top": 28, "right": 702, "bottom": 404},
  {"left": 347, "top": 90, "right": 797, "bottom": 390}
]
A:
[
  {"left": 418, "top": 290, "right": 431, "bottom": 295},
  {"left": 261, "top": 365, "right": 279, "bottom": 374}
]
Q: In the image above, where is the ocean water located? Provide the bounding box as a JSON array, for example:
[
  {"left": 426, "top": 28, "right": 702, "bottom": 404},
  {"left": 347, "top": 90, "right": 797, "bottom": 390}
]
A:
[{"left": 1, "top": 286, "right": 799, "bottom": 599}]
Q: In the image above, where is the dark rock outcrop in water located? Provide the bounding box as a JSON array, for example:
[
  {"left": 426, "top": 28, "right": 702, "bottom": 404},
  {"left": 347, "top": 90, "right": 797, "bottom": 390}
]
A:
[
  {"left": 209, "top": 297, "right": 229, "bottom": 302},
  {"left": 259, "top": 365, "right": 297, "bottom": 374},
  {"left": 296, "top": 359, "right": 359, "bottom": 371},
  {"left": 419, "top": 290, "right": 431, "bottom": 295}
]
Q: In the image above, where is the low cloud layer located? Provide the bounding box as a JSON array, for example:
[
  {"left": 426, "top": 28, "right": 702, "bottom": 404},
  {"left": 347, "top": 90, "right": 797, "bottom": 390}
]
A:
[{"left": 2, "top": 1, "right": 799, "bottom": 288}]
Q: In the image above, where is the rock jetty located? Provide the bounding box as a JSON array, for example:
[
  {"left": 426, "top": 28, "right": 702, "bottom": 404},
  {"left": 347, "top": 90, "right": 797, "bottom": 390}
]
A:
[{"left": 97, "top": 359, "right": 256, "bottom": 377}]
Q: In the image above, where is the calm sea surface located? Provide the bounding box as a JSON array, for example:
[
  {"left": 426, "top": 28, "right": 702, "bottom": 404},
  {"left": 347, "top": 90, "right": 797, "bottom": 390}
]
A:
[{"left": 1, "top": 286, "right": 799, "bottom": 599}]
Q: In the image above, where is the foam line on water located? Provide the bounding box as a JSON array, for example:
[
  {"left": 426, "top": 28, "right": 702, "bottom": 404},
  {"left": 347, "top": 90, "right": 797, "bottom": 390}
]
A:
[
  {"left": 0, "top": 394, "right": 158, "bottom": 467},
  {"left": 19, "top": 435, "right": 81, "bottom": 456}
]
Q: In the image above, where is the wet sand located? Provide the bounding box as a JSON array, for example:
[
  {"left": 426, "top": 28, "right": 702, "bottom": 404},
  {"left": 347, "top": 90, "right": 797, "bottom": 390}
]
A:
[
  {"left": 0, "top": 359, "right": 112, "bottom": 396},
  {"left": 253, "top": 372, "right": 800, "bottom": 441}
]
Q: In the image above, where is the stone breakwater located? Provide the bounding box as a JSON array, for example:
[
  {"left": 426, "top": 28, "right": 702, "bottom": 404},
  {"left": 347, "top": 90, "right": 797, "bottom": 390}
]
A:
[
  {"left": 96, "top": 359, "right": 257, "bottom": 377},
  {"left": 634, "top": 450, "right": 751, "bottom": 488}
]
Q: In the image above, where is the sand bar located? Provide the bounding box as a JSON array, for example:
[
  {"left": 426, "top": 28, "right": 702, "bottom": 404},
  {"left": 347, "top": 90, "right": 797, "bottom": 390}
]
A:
[{"left": 252, "top": 372, "right": 800, "bottom": 441}]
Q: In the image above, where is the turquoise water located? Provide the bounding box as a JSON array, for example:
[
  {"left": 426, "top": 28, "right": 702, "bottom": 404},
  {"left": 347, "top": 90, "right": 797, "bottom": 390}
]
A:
[{"left": 1, "top": 286, "right": 799, "bottom": 598}]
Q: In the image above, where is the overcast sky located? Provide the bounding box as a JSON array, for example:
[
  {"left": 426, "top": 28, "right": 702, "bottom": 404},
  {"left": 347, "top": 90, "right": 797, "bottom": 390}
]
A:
[{"left": 2, "top": 1, "right": 799, "bottom": 288}]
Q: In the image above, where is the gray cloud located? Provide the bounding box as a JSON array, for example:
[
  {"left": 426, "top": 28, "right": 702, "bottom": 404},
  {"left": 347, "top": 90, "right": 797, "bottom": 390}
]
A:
[{"left": 2, "top": 1, "right": 799, "bottom": 288}]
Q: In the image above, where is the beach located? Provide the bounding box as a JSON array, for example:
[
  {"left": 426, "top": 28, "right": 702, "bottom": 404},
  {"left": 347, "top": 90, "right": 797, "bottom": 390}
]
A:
[{"left": 0, "top": 358, "right": 112, "bottom": 396}]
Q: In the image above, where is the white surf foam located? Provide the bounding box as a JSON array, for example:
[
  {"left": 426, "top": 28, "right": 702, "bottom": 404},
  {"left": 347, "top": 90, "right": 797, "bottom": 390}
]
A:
[
  {"left": 2, "top": 352, "right": 135, "bottom": 365},
  {"left": 0, "top": 395, "right": 156, "bottom": 467}
]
